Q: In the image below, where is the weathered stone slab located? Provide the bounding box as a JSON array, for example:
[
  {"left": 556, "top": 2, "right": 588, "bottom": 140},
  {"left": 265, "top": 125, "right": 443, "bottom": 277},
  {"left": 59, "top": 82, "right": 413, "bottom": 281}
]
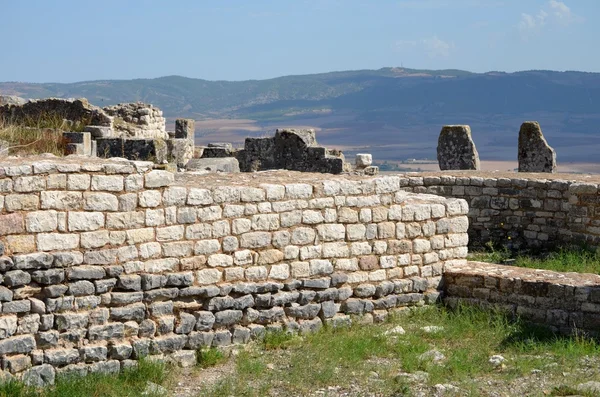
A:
[
  {"left": 123, "top": 139, "right": 167, "bottom": 163},
  {"left": 518, "top": 121, "right": 556, "bottom": 173},
  {"left": 186, "top": 158, "right": 240, "bottom": 173},
  {"left": 167, "top": 139, "right": 194, "bottom": 169},
  {"left": 175, "top": 119, "right": 195, "bottom": 140},
  {"left": 202, "top": 143, "right": 234, "bottom": 158},
  {"left": 437, "top": 125, "right": 480, "bottom": 170},
  {"left": 355, "top": 154, "right": 372, "bottom": 168},
  {"left": 0, "top": 140, "right": 10, "bottom": 157},
  {"left": 84, "top": 126, "right": 114, "bottom": 139},
  {"left": 96, "top": 138, "right": 124, "bottom": 158}
]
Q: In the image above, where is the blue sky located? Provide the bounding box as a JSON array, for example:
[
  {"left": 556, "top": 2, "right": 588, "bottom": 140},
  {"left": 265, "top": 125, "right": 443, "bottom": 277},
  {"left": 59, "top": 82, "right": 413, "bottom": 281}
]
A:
[{"left": 2, "top": 0, "right": 597, "bottom": 83}]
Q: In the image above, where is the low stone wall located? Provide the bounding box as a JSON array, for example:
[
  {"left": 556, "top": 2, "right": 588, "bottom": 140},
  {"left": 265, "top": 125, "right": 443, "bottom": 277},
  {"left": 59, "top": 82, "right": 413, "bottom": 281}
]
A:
[
  {"left": 398, "top": 172, "right": 600, "bottom": 250},
  {"left": 443, "top": 261, "right": 600, "bottom": 336},
  {"left": 0, "top": 160, "right": 467, "bottom": 385}
]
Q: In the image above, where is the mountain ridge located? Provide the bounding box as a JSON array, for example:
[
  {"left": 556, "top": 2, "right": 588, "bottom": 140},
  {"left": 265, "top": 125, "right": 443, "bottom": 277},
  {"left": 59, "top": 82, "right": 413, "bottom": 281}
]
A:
[{"left": 2, "top": 67, "right": 600, "bottom": 163}]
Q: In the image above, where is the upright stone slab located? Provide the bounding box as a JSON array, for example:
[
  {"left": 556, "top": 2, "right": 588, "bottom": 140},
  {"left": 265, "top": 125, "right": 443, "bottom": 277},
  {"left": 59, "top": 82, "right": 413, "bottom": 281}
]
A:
[
  {"left": 437, "top": 125, "right": 480, "bottom": 170},
  {"left": 175, "top": 119, "right": 195, "bottom": 140},
  {"left": 518, "top": 121, "right": 556, "bottom": 173},
  {"left": 0, "top": 140, "right": 9, "bottom": 157}
]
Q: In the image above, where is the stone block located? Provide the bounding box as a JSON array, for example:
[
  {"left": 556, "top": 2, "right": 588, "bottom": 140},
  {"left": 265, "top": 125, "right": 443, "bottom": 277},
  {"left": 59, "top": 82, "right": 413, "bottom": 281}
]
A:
[
  {"left": 175, "top": 119, "right": 195, "bottom": 140},
  {"left": 437, "top": 125, "right": 480, "bottom": 170},
  {"left": 96, "top": 138, "right": 124, "bottom": 158},
  {"left": 186, "top": 158, "right": 240, "bottom": 173},
  {"left": 123, "top": 138, "right": 168, "bottom": 163},
  {"left": 518, "top": 121, "right": 556, "bottom": 173}
]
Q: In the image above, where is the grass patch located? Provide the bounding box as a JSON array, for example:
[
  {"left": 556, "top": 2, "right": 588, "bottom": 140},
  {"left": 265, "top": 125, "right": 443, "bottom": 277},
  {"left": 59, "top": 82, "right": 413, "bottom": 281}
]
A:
[
  {"left": 0, "top": 109, "right": 91, "bottom": 157},
  {"left": 202, "top": 305, "right": 600, "bottom": 396},
  {"left": 0, "top": 359, "right": 170, "bottom": 397},
  {"left": 470, "top": 246, "right": 600, "bottom": 274},
  {"left": 197, "top": 348, "right": 226, "bottom": 368},
  {"left": 0, "top": 119, "right": 67, "bottom": 157}
]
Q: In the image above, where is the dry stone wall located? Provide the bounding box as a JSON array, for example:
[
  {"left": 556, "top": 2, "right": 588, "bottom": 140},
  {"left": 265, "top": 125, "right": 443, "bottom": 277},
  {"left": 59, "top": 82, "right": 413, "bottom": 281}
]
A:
[
  {"left": 398, "top": 173, "right": 600, "bottom": 250},
  {"left": 0, "top": 160, "right": 468, "bottom": 384},
  {"left": 444, "top": 261, "right": 600, "bottom": 337}
]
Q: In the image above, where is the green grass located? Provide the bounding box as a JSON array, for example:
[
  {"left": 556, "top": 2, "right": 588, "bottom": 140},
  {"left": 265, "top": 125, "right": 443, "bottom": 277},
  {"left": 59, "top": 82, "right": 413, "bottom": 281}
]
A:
[
  {"left": 202, "top": 305, "right": 600, "bottom": 397},
  {"left": 470, "top": 246, "right": 600, "bottom": 274},
  {"left": 3, "top": 306, "right": 600, "bottom": 396},
  {"left": 197, "top": 348, "right": 226, "bottom": 368},
  {"left": 0, "top": 359, "right": 169, "bottom": 397}
]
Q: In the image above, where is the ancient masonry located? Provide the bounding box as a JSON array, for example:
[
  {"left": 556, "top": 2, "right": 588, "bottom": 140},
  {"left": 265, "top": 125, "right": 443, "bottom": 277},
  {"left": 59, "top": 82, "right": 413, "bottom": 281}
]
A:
[
  {"left": 0, "top": 96, "right": 595, "bottom": 384},
  {"left": 193, "top": 128, "right": 351, "bottom": 175},
  {"left": 0, "top": 98, "right": 194, "bottom": 169},
  {"left": 0, "top": 158, "right": 468, "bottom": 385},
  {"left": 437, "top": 125, "right": 480, "bottom": 171},
  {"left": 518, "top": 121, "right": 557, "bottom": 173},
  {"left": 437, "top": 122, "right": 557, "bottom": 173},
  {"left": 444, "top": 262, "right": 600, "bottom": 337}
]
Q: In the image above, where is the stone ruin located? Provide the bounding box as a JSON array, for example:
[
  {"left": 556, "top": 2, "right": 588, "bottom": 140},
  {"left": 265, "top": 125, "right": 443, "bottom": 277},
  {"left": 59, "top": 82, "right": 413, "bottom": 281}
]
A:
[
  {"left": 102, "top": 103, "right": 167, "bottom": 139},
  {"left": 437, "top": 125, "right": 480, "bottom": 171},
  {"left": 0, "top": 98, "right": 375, "bottom": 176},
  {"left": 518, "top": 121, "right": 556, "bottom": 173},
  {"left": 0, "top": 98, "right": 112, "bottom": 129},
  {"left": 437, "top": 122, "right": 557, "bottom": 173},
  {"left": 190, "top": 128, "right": 375, "bottom": 175},
  {"left": 0, "top": 98, "right": 194, "bottom": 169}
]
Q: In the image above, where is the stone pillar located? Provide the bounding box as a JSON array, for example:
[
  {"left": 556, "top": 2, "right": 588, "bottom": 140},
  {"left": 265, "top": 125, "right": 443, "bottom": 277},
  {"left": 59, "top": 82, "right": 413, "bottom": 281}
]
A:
[
  {"left": 437, "top": 125, "right": 480, "bottom": 170},
  {"left": 175, "top": 119, "right": 195, "bottom": 140},
  {"left": 518, "top": 121, "right": 556, "bottom": 173}
]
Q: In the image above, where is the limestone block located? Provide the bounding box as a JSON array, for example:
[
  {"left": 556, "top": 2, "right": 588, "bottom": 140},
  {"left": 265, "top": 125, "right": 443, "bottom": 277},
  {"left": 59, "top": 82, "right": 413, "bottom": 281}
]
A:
[
  {"left": 175, "top": 119, "right": 195, "bottom": 140},
  {"left": 518, "top": 121, "right": 556, "bottom": 173},
  {"left": 187, "top": 188, "right": 213, "bottom": 205},
  {"left": 68, "top": 212, "right": 105, "bottom": 232},
  {"left": 145, "top": 170, "right": 174, "bottom": 188},
  {"left": 437, "top": 125, "right": 480, "bottom": 170},
  {"left": 355, "top": 154, "right": 372, "bottom": 168},
  {"left": 186, "top": 158, "right": 240, "bottom": 173},
  {"left": 0, "top": 213, "right": 24, "bottom": 236}
]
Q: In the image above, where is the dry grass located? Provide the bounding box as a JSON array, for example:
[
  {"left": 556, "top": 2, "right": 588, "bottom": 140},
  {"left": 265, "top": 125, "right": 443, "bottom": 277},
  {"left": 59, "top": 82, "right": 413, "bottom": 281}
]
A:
[{"left": 0, "top": 116, "right": 72, "bottom": 157}]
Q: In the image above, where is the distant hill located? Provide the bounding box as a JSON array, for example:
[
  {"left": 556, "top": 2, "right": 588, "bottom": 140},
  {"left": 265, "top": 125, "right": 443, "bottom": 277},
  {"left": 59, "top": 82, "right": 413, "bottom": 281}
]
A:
[{"left": 2, "top": 68, "right": 600, "bottom": 163}]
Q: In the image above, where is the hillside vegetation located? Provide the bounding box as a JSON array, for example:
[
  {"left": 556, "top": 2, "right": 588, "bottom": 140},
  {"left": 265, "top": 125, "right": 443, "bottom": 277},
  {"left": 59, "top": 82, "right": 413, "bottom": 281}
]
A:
[
  {"left": 3, "top": 68, "right": 600, "bottom": 162},
  {"left": 3, "top": 68, "right": 598, "bottom": 120}
]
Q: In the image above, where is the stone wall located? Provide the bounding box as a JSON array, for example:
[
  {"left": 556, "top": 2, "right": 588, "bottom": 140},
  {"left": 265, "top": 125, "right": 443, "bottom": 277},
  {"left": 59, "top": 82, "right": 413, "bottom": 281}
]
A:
[
  {"left": 198, "top": 129, "right": 348, "bottom": 174},
  {"left": 398, "top": 173, "right": 600, "bottom": 250},
  {"left": 103, "top": 103, "right": 167, "bottom": 139},
  {"left": 0, "top": 160, "right": 467, "bottom": 384},
  {"left": 444, "top": 261, "right": 600, "bottom": 336},
  {"left": 0, "top": 99, "right": 111, "bottom": 128}
]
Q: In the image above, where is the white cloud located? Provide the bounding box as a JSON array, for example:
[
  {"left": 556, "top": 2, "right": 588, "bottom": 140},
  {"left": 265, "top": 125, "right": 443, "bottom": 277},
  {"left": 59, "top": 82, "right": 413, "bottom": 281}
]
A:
[
  {"left": 519, "top": 9, "right": 547, "bottom": 32},
  {"left": 394, "top": 36, "right": 454, "bottom": 58},
  {"left": 422, "top": 36, "right": 454, "bottom": 58},
  {"left": 519, "top": 1, "right": 582, "bottom": 36},
  {"left": 550, "top": 0, "right": 572, "bottom": 20}
]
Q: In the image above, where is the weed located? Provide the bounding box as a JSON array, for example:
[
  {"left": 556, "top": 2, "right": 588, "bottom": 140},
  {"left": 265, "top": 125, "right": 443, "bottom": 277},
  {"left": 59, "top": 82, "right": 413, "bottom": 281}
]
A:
[
  {"left": 262, "top": 330, "right": 298, "bottom": 350},
  {"left": 0, "top": 116, "right": 68, "bottom": 156},
  {"left": 0, "top": 359, "right": 169, "bottom": 397},
  {"left": 471, "top": 246, "right": 600, "bottom": 274},
  {"left": 197, "top": 348, "right": 226, "bottom": 368}
]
